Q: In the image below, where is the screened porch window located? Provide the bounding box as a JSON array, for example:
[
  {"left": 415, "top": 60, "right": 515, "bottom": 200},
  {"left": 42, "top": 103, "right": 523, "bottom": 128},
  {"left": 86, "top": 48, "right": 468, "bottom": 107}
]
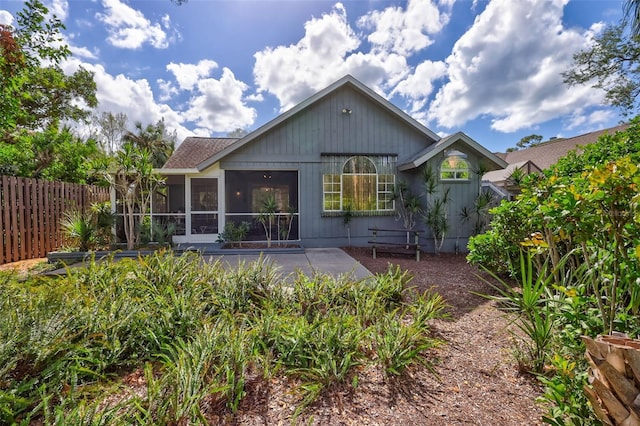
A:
[
  {"left": 225, "top": 170, "right": 299, "bottom": 241},
  {"left": 322, "top": 155, "right": 396, "bottom": 214},
  {"left": 190, "top": 178, "right": 218, "bottom": 234}
]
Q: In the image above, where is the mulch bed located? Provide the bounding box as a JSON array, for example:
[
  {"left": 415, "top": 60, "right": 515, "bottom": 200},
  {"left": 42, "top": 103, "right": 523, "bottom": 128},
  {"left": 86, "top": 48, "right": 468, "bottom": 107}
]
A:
[{"left": 232, "top": 249, "right": 546, "bottom": 425}]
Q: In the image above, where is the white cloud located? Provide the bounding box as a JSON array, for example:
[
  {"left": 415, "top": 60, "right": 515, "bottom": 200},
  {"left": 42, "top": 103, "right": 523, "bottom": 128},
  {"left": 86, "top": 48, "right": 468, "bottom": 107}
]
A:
[
  {"left": 69, "top": 44, "right": 98, "bottom": 60},
  {"left": 157, "top": 79, "right": 179, "bottom": 102},
  {"left": 45, "top": 0, "right": 68, "bottom": 21},
  {"left": 253, "top": 2, "right": 420, "bottom": 111},
  {"left": 358, "top": 0, "right": 451, "bottom": 56},
  {"left": 392, "top": 60, "right": 447, "bottom": 112},
  {"left": 166, "top": 60, "right": 219, "bottom": 91},
  {"left": 96, "top": 0, "right": 176, "bottom": 49},
  {"left": 184, "top": 67, "right": 257, "bottom": 133},
  {"left": 254, "top": 3, "right": 361, "bottom": 110},
  {"left": 565, "top": 109, "right": 615, "bottom": 131},
  {"left": 63, "top": 58, "right": 193, "bottom": 142},
  {"left": 0, "top": 10, "right": 13, "bottom": 25},
  {"left": 428, "top": 0, "right": 606, "bottom": 133},
  {"left": 245, "top": 93, "right": 264, "bottom": 102}
]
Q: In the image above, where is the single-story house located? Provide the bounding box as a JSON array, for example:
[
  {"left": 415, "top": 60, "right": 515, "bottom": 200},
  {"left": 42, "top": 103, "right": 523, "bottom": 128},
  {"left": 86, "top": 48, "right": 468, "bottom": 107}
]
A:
[
  {"left": 152, "top": 75, "right": 507, "bottom": 252},
  {"left": 483, "top": 123, "right": 629, "bottom": 199}
]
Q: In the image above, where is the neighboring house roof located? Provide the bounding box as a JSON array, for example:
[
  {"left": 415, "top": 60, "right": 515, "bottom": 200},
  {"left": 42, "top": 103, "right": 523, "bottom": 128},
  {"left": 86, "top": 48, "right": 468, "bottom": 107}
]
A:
[
  {"left": 162, "top": 137, "right": 238, "bottom": 171},
  {"left": 499, "top": 123, "right": 629, "bottom": 170},
  {"left": 196, "top": 74, "right": 442, "bottom": 172},
  {"left": 482, "top": 160, "right": 541, "bottom": 183},
  {"left": 398, "top": 131, "right": 508, "bottom": 172}
]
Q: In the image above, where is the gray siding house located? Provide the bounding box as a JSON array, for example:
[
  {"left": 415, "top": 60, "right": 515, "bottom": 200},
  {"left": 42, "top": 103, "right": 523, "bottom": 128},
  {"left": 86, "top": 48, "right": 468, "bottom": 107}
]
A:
[{"left": 156, "top": 75, "right": 507, "bottom": 252}]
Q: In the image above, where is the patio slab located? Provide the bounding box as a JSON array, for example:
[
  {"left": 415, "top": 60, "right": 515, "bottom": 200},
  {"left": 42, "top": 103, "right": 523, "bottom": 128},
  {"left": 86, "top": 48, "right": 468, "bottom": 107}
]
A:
[
  {"left": 43, "top": 248, "right": 372, "bottom": 282},
  {"left": 205, "top": 248, "right": 371, "bottom": 281}
]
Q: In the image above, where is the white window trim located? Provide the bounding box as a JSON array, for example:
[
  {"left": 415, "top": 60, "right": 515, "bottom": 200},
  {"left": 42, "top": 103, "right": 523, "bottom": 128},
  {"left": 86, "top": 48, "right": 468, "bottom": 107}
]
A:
[{"left": 322, "top": 155, "right": 396, "bottom": 213}]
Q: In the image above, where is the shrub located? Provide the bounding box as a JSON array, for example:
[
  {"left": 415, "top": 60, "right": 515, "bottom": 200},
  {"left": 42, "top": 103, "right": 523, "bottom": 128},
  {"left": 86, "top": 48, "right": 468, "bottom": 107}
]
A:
[
  {"left": 0, "top": 251, "right": 446, "bottom": 422},
  {"left": 467, "top": 198, "right": 534, "bottom": 276},
  {"left": 217, "top": 221, "right": 250, "bottom": 247}
]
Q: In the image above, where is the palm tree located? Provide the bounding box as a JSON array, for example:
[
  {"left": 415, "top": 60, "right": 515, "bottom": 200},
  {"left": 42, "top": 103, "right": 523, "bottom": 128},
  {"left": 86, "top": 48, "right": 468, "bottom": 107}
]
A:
[{"left": 123, "top": 118, "right": 176, "bottom": 168}]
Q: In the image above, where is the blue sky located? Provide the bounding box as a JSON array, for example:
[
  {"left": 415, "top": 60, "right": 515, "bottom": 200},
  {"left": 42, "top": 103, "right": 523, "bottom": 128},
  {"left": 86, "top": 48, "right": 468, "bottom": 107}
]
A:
[{"left": 0, "top": 0, "right": 627, "bottom": 152}]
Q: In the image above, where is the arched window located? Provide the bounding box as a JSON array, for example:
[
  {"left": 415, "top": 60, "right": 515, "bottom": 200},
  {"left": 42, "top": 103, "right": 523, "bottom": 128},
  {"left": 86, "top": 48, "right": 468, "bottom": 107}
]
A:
[
  {"left": 440, "top": 150, "right": 469, "bottom": 180},
  {"left": 322, "top": 155, "right": 395, "bottom": 213}
]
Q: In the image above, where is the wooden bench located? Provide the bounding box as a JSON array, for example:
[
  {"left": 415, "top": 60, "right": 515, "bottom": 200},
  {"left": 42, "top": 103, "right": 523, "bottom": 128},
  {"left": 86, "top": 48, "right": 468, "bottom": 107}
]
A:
[{"left": 368, "top": 228, "right": 421, "bottom": 261}]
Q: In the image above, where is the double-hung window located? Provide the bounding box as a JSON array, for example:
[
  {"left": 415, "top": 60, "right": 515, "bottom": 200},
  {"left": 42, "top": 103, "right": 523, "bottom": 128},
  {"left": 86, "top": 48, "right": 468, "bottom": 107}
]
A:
[{"left": 322, "top": 155, "right": 396, "bottom": 214}]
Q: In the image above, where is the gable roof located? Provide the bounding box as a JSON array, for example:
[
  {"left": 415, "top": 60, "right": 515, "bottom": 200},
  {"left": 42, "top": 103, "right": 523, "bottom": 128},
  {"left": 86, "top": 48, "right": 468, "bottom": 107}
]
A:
[
  {"left": 482, "top": 160, "right": 542, "bottom": 183},
  {"left": 162, "top": 137, "right": 237, "bottom": 171},
  {"left": 500, "top": 123, "right": 629, "bottom": 170},
  {"left": 398, "top": 131, "right": 508, "bottom": 172},
  {"left": 196, "top": 75, "right": 441, "bottom": 172}
]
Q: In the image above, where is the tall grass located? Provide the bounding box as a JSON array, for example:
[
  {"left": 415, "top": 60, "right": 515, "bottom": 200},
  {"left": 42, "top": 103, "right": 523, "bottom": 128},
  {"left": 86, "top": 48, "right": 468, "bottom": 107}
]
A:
[{"left": 0, "top": 250, "right": 445, "bottom": 423}]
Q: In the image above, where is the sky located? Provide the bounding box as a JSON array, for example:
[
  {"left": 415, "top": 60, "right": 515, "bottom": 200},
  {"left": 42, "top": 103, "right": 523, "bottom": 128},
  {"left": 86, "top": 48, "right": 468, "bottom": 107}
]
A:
[{"left": 0, "top": 0, "right": 627, "bottom": 152}]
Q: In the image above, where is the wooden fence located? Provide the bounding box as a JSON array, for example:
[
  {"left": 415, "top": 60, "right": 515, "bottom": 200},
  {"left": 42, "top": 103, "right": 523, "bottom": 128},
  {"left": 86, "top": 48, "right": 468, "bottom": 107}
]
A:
[{"left": 0, "top": 176, "right": 110, "bottom": 264}]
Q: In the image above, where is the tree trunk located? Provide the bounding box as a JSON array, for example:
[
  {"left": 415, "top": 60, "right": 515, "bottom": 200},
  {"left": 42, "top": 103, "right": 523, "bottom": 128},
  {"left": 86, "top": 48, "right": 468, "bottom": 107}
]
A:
[{"left": 582, "top": 334, "right": 640, "bottom": 425}]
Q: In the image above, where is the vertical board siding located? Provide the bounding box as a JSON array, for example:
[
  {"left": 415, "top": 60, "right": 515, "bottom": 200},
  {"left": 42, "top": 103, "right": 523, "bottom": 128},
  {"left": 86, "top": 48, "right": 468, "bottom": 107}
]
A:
[
  {"left": 0, "top": 176, "right": 109, "bottom": 264},
  {"left": 214, "top": 84, "right": 488, "bottom": 249},
  {"left": 219, "top": 85, "right": 442, "bottom": 246}
]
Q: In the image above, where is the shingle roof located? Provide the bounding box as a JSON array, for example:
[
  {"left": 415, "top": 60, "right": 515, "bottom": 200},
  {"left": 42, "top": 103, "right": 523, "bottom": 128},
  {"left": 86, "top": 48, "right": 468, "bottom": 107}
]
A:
[
  {"left": 500, "top": 123, "right": 629, "bottom": 170},
  {"left": 482, "top": 160, "right": 542, "bottom": 183},
  {"left": 162, "top": 137, "right": 238, "bottom": 169}
]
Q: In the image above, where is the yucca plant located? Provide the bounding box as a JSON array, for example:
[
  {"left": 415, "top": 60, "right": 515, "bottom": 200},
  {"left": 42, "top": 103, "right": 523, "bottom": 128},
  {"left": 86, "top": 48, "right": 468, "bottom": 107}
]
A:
[
  {"left": 477, "top": 250, "right": 558, "bottom": 372},
  {"left": 257, "top": 194, "right": 278, "bottom": 247},
  {"left": 61, "top": 209, "right": 96, "bottom": 251}
]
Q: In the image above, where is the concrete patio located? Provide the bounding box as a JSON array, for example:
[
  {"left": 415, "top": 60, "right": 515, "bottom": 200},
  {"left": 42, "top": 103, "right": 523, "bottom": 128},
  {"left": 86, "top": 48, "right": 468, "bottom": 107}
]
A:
[{"left": 204, "top": 248, "right": 372, "bottom": 281}]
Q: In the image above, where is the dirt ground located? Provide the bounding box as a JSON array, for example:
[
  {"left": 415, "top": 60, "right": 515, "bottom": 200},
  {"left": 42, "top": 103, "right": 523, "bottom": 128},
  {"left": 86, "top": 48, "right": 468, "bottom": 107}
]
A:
[
  {"left": 1, "top": 251, "right": 546, "bottom": 425},
  {"left": 0, "top": 257, "right": 48, "bottom": 277},
  {"left": 338, "top": 248, "right": 546, "bottom": 425}
]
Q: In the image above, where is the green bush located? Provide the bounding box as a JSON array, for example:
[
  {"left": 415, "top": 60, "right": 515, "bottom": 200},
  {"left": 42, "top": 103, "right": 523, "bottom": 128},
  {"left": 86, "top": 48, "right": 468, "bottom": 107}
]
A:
[
  {"left": 469, "top": 119, "right": 640, "bottom": 423},
  {"left": 0, "top": 250, "right": 446, "bottom": 423},
  {"left": 467, "top": 198, "right": 534, "bottom": 276},
  {"left": 217, "top": 221, "right": 251, "bottom": 247}
]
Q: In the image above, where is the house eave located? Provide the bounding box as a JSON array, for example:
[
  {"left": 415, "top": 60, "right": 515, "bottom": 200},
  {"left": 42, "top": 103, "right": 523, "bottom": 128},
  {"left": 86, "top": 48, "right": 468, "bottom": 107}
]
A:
[
  {"left": 197, "top": 75, "right": 441, "bottom": 171},
  {"left": 156, "top": 168, "right": 199, "bottom": 175},
  {"left": 398, "top": 132, "right": 508, "bottom": 172}
]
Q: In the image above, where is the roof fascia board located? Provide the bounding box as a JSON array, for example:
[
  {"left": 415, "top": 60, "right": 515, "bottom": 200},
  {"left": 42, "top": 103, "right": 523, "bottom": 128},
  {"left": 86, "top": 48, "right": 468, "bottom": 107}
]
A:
[
  {"left": 156, "top": 168, "right": 198, "bottom": 175},
  {"left": 197, "top": 75, "right": 440, "bottom": 171},
  {"left": 398, "top": 132, "right": 508, "bottom": 171}
]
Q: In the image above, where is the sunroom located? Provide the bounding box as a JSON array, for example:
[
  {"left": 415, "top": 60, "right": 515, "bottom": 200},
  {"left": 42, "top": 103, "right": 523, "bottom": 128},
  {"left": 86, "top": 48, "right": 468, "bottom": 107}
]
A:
[{"left": 131, "top": 167, "right": 299, "bottom": 245}]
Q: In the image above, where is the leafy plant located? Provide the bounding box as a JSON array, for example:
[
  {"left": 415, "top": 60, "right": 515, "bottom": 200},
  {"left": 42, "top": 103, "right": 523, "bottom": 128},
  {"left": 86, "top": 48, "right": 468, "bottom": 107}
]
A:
[
  {"left": 536, "top": 354, "right": 594, "bottom": 426},
  {"left": 422, "top": 165, "right": 451, "bottom": 254},
  {"left": 0, "top": 252, "right": 446, "bottom": 422},
  {"left": 90, "top": 201, "right": 114, "bottom": 246},
  {"left": 61, "top": 209, "right": 96, "bottom": 251},
  {"left": 256, "top": 193, "right": 277, "bottom": 247},
  {"left": 478, "top": 251, "right": 556, "bottom": 373},
  {"left": 279, "top": 204, "right": 297, "bottom": 242},
  {"left": 103, "top": 142, "right": 163, "bottom": 250},
  {"left": 374, "top": 292, "right": 444, "bottom": 377},
  {"left": 394, "top": 180, "right": 422, "bottom": 231},
  {"left": 218, "top": 221, "right": 251, "bottom": 247},
  {"left": 343, "top": 202, "right": 353, "bottom": 246}
]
